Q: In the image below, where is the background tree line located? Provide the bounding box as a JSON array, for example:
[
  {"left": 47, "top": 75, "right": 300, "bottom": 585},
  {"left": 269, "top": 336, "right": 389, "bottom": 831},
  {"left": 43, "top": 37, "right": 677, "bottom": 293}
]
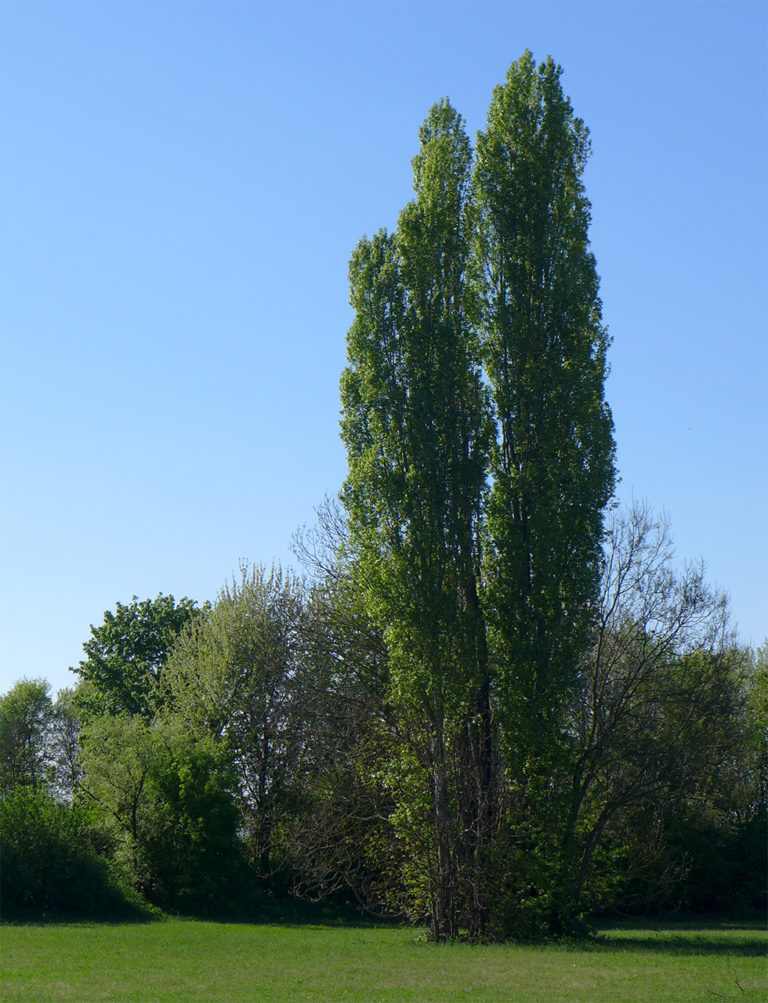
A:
[
  {"left": 1, "top": 52, "right": 765, "bottom": 937},
  {"left": 2, "top": 512, "right": 764, "bottom": 932}
]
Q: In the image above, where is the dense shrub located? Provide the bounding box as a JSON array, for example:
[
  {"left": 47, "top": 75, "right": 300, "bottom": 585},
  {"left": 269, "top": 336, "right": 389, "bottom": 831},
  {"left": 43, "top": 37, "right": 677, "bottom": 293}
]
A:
[
  {"left": 136, "top": 739, "right": 247, "bottom": 915},
  {"left": 0, "top": 786, "right": 143, "bottom": 919}
]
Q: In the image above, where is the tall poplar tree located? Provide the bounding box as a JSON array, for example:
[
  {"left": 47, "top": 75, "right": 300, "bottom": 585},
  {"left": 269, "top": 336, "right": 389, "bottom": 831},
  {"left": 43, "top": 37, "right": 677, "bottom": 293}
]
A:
[
  {"left": 474, "top": 53, "right": 616, "bottom": 761},
  {"left": 340, "top": 101, "right": 491, "bottom": 939},
  {"left": 340, "top": 55, "right": 616, "bottom": 939}
]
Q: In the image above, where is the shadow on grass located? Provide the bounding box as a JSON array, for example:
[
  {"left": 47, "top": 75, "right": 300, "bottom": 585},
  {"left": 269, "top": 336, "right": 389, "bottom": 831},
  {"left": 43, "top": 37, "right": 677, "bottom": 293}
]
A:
[
  {"left": 2, "top": 893, "right": 399, "bottom": 930},
  {"left": 590, "top": 933, "right": 766, "bottom": 957},
  {"left": 203, "top": 894, "right": 401, "bottom": 930},
  {"left": 1, "top": 903, "right": 161, "bottom": 927},
  {"left": 586, "top": 917, "right": 768, "bottom": 958}
]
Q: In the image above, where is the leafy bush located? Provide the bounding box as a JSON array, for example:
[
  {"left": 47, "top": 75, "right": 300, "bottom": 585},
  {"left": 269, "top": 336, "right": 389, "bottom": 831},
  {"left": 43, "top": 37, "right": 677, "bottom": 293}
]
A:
[
  {"left": 0, "top": 786, "right": 144, "bottom": 919},
  {"left": 135, "top": 736, "right": 246, "bottom": 914},
  {"left": 78, "top": 714, "right": 249, "bottom": 915}
]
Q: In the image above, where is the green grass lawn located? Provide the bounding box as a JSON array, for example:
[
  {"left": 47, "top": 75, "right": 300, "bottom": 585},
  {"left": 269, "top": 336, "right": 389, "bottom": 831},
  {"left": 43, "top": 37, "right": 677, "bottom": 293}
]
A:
[{"left": 2, "top": 917, "right": 766, "bottom": 1002}]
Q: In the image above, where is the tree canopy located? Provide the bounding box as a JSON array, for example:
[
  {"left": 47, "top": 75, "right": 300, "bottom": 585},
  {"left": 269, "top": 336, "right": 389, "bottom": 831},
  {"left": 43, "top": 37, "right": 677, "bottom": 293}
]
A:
[{"left": 73, "top": 594, "right": 203, "bottom": 719}]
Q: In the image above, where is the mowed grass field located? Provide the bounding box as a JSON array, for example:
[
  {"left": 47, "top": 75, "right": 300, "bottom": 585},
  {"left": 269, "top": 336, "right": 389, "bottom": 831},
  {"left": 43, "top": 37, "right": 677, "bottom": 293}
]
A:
[{"left": 2, "top": 917, "right": 766, "bottom": 1002}]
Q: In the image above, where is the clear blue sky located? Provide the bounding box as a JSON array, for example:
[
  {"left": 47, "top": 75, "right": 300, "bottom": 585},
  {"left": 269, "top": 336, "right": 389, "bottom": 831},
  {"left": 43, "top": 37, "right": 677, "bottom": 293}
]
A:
[{"left": 1, "top": 1, "right": 765, "bottom": 696}]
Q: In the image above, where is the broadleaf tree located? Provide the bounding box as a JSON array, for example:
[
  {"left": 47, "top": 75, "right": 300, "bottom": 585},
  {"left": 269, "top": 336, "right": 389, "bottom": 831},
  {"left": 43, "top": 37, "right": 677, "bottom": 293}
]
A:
[
  {"left": 164, "top": 564, "right": 305, "bottom": 886},
  {"left": 72, "top": 594, "right": 203, "bottom": 719},
  {"left": 0, "top": 679, "right": 54, "bottom": 795}
]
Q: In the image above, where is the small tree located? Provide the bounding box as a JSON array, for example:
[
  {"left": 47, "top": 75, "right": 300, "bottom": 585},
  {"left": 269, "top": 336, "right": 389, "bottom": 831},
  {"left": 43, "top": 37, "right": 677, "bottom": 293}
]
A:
[
  {"left": 77, "top": 713, "right": 157, "bottom": 886},
  {"left": 291, "top": 506, "right": 398, "bottom": 911},
  {"left": 165, "top": 565, "right": 305, "bottom": 886},
  {"left": 0, "top": 679, "right": 54, "bottom": 794},
  {"left": 549, "top": 504, "right": 739, "bottom": 928},
  {"left": 48, "top": 688, "right": 82, "bottom": 802},
  {"left": 78, "top": 713, "right": 241, "bottom": 912}
]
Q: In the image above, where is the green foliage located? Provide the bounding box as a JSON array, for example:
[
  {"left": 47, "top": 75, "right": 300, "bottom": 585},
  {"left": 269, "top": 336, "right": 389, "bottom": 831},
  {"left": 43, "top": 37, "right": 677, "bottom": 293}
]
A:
[
  {"left": 474, "top": 50, "right": 616, "bottom": 757},
  {"left": 0, "top": 679, "right": 54, "bottom": 794},
  {"left": 743, "top": 641, "right": 768, "bottom": 815},
  {"left": 48, "top": 687, "right": 82, "bottom": 800},
  {"left": 73, "top": 594, "right": 202, "bottom": 719},
  {"left": 617, "top": 641, "right": 767, "bottom": 917},
  {"left": 78, "top": 712, "right": 157, "bottom": 877},
  {"left": 77, "top": 713, "right": 242, "bottom": 913},
  {"left": 0, "top": 785, "right": 142, "bottom": 919},
  {"left": 164, "top": 565, "right": 304, "bottom": 885},
  {"left": 341, "top": 99, "right": 487, "bottom": 697},
  {"left": 128, "top": 724, "right": 244, "bottom": 914}
]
